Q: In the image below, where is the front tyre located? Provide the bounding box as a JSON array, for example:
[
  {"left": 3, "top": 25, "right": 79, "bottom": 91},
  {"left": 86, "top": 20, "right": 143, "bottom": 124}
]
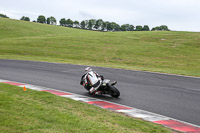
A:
[{"left": 109, "top": 86, "right": 120, "bottom": 98}]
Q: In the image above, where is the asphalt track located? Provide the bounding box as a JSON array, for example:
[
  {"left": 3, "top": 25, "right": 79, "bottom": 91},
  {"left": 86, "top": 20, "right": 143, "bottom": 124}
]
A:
[{"left": 0, "top": 59, "right": 200, "bottom": 126}]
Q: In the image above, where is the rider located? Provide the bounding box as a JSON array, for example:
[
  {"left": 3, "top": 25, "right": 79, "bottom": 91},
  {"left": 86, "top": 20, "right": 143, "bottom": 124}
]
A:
[{"left": 80, "top": 67, "right": 103, "bottom": 95}]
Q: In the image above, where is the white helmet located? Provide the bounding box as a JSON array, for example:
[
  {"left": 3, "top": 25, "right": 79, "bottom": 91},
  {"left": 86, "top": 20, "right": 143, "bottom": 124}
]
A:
[{"left": 85, "top": 67, "right": 92, "bottom": 72}]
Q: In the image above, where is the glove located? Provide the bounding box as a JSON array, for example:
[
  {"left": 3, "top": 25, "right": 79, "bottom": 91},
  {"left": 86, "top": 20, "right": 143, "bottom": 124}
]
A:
[
  {"left": 100, "top": 75, "right": 104, "bottom": 80},
  {"left": 80, "top": 80, "right": 83, "bottom": 85}
]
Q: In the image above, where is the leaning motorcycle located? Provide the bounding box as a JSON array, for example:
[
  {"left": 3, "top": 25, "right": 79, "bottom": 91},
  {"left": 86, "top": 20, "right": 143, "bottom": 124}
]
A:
[
  {"left": 80, "top": 77, "right": 120, "bottom": 98},
  {"left": 98, "top": 79, "right": 120, "bottom": 98}
]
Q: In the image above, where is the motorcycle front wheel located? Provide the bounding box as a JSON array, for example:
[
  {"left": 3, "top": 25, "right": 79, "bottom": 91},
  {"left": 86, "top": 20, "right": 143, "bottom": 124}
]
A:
[{"left": 109, "top": 85, "right": 120, "bottom": 98}]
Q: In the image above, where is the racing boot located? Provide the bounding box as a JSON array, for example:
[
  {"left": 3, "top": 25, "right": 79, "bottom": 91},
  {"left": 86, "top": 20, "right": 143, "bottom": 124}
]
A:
[
  {"left": 95, "top": 91, "right": 103, "bottom": 95},
  {"left": 111, "top": 81, "right": 117, "bottom": 86}
]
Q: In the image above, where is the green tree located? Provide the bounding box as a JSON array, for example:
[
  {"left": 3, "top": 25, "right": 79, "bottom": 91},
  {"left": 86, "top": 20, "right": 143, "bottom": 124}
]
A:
[
  {"left": 80, "top": 21, "right": 86, "bottom": 29},
  {"left": 120, "top": 24, "right": 133, "bottom": 31},
  {"left": 160, "top": 25, "right": 170, "bottom": 31},
  {"left": 20, "top": 16, "right": 30, "bottom": 21},
  {"left": 94, "top": 19, "right": 104, "bottom": 30},
  {"left": 21, "top": 16, "right": 25, "bottom": 20},
  {"left": 113, "top": 23, "right": 120, "bottom": 31},
  {"left": 88, "top": 19, "right": 96, "bottom": 30},
  {"left": 66, "top": 19, "right": 73, "bottom": 27},
  {"left": 109, "top": 22, "right": 120, "bottom": 31},
  {"left": 125, "top": 24, "right": 131, "bottom": 31},
  {"left": 120, "top": 24, "right": 127, "bottom": 31},
  {"left": 135, "top": 25, "right": 143, "bottom": 31},
  {"left": 24, "top": 17, "right": 30, "bottom": 21},
  {"left": 59, "top": 18, "right": 66, "bottom": 26},
  {"left": 106, "top": 22, "right": 112, "bottom": 31},
  {"left": 151, "top": 25, "right": 170, "bottom": 31},
  {"left": 47, "top": 18, "right": 50, "bottom": 24},
  {"left": 151, "top": 26, "right": 161, "bottom": 31},
  {"left": 107, "top": 22, "right": 119, "bottom": 31},
  {"left": 73, "top": 21, "right": 79, "bottom": 28},
  {"left": 88, "top": 20, "right": 93, "bottom": 30},
  {"left": 151, "top": 27, "right": 156, "bottom": 31},
  {"left": 142, "top": 25, "right": 150, "bottom": 31},
  {"left": 37, "top": 15, "right": 46, "bottom": 23},
  {"left": 102, "top": 22, "right": 108, "bottom": 31},
  {"left": 84, "top": 20, "right": 89, "bottom": 29},
  {"left": 47, "top": 16, "right": 56, "bottom": 25},
  {"left": 129, "top": 25, "right": 135, "bottom": 31},
  {"left": 0, "top": 13, "right": 9, "bottom": 18}
]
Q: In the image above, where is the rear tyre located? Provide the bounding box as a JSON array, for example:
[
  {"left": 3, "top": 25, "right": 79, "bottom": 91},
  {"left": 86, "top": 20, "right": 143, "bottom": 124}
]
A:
[{"left": 109, "top": 86, "right": 120, "bottom": 98}]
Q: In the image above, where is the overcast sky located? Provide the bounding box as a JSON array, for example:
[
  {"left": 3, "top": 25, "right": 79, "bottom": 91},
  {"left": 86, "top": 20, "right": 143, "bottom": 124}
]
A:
[{"left": 1, "top": 0, "right": 200, "bottom": 31}]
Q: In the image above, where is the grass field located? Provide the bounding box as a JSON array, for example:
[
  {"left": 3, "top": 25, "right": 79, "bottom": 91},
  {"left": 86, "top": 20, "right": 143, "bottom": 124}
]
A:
[
  {"left": 0, "top": 83, "right": 174, "bottom": 133},
  {"left": 0, "top": 18, "right": 200, "bottom": 76}
]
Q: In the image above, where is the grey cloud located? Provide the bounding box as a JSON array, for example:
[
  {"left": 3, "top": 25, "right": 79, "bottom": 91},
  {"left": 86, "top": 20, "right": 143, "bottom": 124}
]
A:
[
  {"left": 1, "top": 0, "right": 200, "bottom": 31},
  {"left": 79, "top": 10, "right": 95, "bottom": 19}
]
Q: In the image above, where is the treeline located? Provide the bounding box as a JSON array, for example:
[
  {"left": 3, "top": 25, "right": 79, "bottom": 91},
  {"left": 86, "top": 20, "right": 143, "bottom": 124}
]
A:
[
  {"left": 59, "top": 18, "right": 170, "bottom": 31},
  {"left": 0, "top": 13, "right": 9, "bottom": 18},
  {"left": 0, "top": 13, "right": 170, "bottom": 31}
]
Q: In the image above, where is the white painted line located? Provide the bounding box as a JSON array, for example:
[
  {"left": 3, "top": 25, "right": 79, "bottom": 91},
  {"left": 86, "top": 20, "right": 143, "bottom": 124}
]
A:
[
  {"left": 117, "top": 109, "right": 170, "bottom": 121},
  {"left": 143, "top": 116, "right": 170, "bottom": 122},
  {"left": 129, "top": 113, "right": 153, "bottom": 119},
  {"left": 20, "top": 84, "right": 46, "bottom": 91},
  {"left": 118, "top": 108, "right": 167, "bottom": 119},
  {"left": 0, "top": 79, "right": 9, "bottom": 82},
  {"left": 117, "top": 109, "right": 135, "bottom": 113},
  {"left": 61, "top": 95, "right": 80, "bottom": 98},
  {"left": 61, "top": 95, "right": 101, "bottom": 102}
]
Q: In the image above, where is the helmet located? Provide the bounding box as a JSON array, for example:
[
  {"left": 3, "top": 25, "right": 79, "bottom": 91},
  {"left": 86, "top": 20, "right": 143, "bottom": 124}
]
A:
[{"left": 85, "top": 67, "right": 92, "bottom": 72}]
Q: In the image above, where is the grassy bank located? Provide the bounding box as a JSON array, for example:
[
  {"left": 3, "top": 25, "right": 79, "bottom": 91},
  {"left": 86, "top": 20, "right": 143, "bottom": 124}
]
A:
[
  {"left": 0, "top": 18, "right": 200, "bottom": 76},
  {"left": 0, "top": 83, "right": 174, "bottom": 133}
]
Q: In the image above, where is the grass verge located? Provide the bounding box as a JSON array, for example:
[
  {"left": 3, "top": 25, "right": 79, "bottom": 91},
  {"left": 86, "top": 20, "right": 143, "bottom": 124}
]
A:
[{"left": 0, "top": 83, "right": 175, "bottom": 133}]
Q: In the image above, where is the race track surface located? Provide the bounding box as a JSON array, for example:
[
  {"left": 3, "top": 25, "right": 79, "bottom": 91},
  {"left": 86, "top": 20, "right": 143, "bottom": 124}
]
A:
[{"left": 0, "top": 59, "right": 200, "bottom": 126}]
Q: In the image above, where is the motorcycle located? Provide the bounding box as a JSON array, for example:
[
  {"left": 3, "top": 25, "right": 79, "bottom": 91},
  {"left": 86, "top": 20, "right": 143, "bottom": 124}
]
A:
[
  {"left": 98, "top": 79, "right": 120, "bottom": 98},
  {"left": 80, "top": 77, "right": 120, "bottom": 98}
]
